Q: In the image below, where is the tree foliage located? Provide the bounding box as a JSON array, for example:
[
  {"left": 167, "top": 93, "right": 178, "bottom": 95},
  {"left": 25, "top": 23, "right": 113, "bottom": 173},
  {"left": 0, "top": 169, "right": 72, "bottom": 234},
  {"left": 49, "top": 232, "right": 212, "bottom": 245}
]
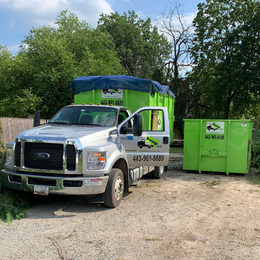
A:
[
  {"left": 0, "top": 88, "right": 41, "bottom": 118},
  {"left": 0, "top": 46, "right": 15, "bottom": 100},
  {"left": 98, "top": 11, "right": 172, "bottom": 82},
  {"left": 189, "top": 0, "right": 260, "bottom": 119},
  {"left": 0, "top": 10, "right": 124, "bottom": 118},
  {"left": 0, "top": 46, "right": 41, "bottom": 117}
]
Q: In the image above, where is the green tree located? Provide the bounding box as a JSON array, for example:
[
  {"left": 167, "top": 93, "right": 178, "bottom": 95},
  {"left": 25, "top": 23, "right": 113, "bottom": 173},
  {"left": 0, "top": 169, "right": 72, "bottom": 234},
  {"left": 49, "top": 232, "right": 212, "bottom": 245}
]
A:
[
  {"left": 0, "top": 46, "right": 41, "bottom": 118},
  {"left": 19, "top": 10, "right": 124, "bottom": 118},
  {"left": 98, "top": 11, "right": 172, "bottom": 82},
  {"left": 0, "top": 46, "right": 15, "bottom": 101},
  {"left": 0, "top": 88, "right": 41, "bottom": 118},
  {"left": 0, "top": 10, "right": 124, "bottom": 119},
  {"left": 190, "top": 0, "right": 260, "bottom": 119}
]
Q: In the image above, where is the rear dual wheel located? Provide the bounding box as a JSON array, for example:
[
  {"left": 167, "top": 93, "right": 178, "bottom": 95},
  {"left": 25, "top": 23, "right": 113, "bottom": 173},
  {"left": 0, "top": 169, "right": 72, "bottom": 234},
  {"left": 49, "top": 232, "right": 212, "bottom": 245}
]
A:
[{"left": 152, "top": 166, "right": 165, "bottom": 179}]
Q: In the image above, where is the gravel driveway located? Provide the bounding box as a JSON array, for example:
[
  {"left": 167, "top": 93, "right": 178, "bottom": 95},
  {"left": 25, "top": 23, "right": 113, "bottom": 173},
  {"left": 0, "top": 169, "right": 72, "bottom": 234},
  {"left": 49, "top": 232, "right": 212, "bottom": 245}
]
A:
[{"left": 1, "top": 167, "right": 260, "bottom": 260}]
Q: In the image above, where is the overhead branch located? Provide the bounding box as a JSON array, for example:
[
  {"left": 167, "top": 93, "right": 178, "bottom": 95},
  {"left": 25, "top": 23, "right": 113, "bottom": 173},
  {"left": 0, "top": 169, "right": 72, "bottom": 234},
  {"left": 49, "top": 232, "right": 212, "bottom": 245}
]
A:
[{"left": 157, "top": 1, "right": 194, "bottom": 76}]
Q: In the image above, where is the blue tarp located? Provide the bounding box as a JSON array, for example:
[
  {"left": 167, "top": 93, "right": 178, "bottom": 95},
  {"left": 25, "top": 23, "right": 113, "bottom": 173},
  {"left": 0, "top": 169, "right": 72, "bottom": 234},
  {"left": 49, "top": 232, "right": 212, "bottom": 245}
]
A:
[{"left": 70, "top": 75, "right": 175, "bottom": 98}]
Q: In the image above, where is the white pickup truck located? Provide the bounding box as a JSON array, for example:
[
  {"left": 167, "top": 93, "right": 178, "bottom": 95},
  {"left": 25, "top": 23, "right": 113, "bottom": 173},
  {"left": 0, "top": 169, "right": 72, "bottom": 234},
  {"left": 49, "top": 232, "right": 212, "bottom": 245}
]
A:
[{"left": 1, "top": 104, "right": 170, "bottom": 207}]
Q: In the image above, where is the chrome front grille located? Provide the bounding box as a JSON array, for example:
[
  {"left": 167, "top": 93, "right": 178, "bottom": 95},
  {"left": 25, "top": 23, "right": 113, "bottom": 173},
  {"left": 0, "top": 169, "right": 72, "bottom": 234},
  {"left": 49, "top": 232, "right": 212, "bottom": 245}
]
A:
[
  {"left": 14, "top": 141, "right": 77, "bottom": 172},
  {"left": 24, "top": 142, "right": 63, "bottom": 170}
]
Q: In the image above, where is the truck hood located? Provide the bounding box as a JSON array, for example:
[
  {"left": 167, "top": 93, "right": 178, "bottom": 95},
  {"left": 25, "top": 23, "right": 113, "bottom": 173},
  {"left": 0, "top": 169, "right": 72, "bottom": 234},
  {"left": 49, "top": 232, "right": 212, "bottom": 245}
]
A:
[{"left": 16, "top": 124, "right": 114, "bottom": 143}]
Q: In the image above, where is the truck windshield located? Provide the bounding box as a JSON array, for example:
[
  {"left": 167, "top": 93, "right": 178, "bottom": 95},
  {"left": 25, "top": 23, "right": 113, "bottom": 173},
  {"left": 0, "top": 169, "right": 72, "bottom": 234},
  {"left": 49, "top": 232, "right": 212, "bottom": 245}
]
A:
[{"left": 48, "top": 106, "right": 118, "bottom": 127}]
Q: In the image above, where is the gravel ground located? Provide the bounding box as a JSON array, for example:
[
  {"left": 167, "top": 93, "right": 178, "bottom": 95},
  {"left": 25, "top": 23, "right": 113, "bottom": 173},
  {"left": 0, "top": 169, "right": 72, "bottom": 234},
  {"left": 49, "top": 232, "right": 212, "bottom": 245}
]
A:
[{"left": 1, "top": 167, "right": 260, "bottom": 260}]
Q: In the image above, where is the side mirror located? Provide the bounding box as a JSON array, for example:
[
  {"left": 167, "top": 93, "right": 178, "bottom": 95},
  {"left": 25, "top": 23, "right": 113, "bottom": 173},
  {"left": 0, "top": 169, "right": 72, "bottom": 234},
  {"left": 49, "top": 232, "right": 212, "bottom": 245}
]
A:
[
  {"left": 133, "top": 113, "right": 142, "bottom": 136},
  {"left": 33, "top": 110, "right": 41, "bottom": 127}
]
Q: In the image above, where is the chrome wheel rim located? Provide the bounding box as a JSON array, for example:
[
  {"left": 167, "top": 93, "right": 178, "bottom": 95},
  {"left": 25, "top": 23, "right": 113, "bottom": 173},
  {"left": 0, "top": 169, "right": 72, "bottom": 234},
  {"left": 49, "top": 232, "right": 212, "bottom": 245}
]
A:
[
  {"left": 115, "top": 176, "right": 124, "bottom": 201},
  {"left": 159, "top": 166, "right": 164, "bottom": 175}
]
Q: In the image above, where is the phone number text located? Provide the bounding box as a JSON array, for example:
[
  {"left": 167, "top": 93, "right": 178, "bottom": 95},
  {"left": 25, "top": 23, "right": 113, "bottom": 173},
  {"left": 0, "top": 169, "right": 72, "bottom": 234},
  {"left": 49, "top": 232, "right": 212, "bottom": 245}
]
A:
[{"left": 132, "top": 155, "right": 164, "bottom": 162}]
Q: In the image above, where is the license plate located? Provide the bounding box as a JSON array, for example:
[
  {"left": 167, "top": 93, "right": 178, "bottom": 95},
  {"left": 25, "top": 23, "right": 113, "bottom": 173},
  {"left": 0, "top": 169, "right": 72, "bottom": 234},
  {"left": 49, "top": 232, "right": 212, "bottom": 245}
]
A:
[{"left": 34, "top": 186, "right": 49, "bottom": 196}]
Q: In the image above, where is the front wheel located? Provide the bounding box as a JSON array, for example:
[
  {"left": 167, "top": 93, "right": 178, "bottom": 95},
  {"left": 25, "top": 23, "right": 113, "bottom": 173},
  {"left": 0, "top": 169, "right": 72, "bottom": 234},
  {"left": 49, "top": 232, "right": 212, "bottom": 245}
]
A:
[
  {"left": 152, "top": 166, "right": 165, "bottom": 179},
  {"left": 103, "top": 168, "right": 124, "bottom": 208}
]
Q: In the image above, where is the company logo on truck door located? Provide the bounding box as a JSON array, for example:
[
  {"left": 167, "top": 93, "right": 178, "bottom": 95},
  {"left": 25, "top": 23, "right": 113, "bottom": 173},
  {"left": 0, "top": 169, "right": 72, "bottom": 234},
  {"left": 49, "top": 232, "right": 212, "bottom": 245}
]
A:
[
  {"left": 146, "top": 136, "right": 159, "bottom": 147},
  {"left": 137, "top": 136, "right": 159, "bottom": 149},
  {"left": 206, "top": 122, "right": 224, "bottom": 134}
]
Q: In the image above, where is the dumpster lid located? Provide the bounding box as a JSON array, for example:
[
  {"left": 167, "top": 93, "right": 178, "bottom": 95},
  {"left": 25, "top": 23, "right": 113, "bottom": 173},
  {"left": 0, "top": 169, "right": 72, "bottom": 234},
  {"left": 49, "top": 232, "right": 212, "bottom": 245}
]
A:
[{"left": 70, "top": 75, "right": 175, "bottom": 98}]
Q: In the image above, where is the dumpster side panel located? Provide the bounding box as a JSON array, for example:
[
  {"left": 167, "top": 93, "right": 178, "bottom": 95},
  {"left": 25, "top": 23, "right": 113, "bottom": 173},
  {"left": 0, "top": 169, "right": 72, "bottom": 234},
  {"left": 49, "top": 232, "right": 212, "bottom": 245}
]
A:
[
  {"left": 228, "top": 121, "right": 252, "bottom": 173},
  {"left": 183, "top": 120, "right": 200, "bottom": 170},
  {"left": 200, "top": 120, "right": 227, "bottom": 173}
]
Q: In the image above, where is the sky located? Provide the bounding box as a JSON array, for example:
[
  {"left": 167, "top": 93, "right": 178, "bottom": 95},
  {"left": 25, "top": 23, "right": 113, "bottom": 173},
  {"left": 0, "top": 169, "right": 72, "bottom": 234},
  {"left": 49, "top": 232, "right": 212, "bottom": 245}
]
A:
[{"left": 0, "top": 0, "right": 204, "bottom": 55}]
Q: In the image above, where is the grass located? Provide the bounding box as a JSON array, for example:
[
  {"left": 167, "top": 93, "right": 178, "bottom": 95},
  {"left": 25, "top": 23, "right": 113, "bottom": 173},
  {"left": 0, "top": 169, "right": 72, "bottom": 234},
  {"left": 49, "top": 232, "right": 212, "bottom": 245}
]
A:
[
  {"left": 169, "top": 146, "right": 183, "bottom": 154},
  {"left": 247, "top": 173, "right": 260, "bottom": 185},
  {"left": 247, "top": 176, "right": 260, "bottom": 185},
  {"left": 246, "top": 168, "right": 260, "bottom": 185}
]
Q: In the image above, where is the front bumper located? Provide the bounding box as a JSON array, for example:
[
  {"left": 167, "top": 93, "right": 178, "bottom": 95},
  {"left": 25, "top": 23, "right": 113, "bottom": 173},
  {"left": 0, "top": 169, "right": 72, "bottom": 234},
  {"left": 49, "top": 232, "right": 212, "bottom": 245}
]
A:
[{"left": 1, "top": 169, "right": 108, "bottom": 195}]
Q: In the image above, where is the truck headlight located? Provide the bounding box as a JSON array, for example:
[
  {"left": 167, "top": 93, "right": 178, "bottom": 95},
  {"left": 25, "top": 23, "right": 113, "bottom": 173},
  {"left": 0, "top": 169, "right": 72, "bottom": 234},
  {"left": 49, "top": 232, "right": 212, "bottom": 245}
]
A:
[
  {"left": 6, "top": 148, "right": 13, "bottom": 165},
  {"left": 88, "top": 152, "right": 106, "bottom": 170}
]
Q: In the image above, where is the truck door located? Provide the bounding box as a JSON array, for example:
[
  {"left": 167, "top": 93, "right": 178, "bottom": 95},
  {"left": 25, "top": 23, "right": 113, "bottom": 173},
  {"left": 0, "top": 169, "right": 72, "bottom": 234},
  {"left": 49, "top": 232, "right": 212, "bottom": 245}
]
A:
[{"left": 118, "top": 107, "right": 170, "bottom": 167}]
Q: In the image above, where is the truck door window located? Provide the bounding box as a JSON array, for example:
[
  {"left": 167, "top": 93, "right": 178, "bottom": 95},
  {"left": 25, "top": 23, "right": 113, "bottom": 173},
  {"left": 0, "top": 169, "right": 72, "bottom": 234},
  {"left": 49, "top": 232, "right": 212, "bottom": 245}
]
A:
[
  {"left": 138, "top": 109, "right": 164, "bottom": 132},
  {"left": 118, "top": 110, "right": 133, "bottom": 131},
  {"left": 118, "top": 111, "right": 131, "bottom": 127}
]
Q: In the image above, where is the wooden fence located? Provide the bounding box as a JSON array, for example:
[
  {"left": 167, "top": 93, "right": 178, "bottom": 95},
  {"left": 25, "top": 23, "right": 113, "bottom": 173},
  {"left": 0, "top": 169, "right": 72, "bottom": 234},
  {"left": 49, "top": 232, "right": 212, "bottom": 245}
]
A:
[{"left": 0, "top": 117, "right": 47, "bottom": 145}]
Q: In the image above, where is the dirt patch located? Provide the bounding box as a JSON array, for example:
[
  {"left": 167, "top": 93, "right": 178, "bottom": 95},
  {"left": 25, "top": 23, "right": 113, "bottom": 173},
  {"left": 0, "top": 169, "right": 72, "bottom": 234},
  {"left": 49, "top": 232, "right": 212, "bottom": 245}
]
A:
[{"left": 1, "top": 169, "right": 260, "bottom": 259}]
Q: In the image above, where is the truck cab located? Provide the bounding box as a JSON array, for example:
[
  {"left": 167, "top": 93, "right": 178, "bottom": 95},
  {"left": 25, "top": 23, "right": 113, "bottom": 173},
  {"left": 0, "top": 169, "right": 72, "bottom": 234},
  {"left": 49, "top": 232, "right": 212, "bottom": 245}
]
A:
[{"left": 1, "top": 104, "right": 170, "bottom": 207}]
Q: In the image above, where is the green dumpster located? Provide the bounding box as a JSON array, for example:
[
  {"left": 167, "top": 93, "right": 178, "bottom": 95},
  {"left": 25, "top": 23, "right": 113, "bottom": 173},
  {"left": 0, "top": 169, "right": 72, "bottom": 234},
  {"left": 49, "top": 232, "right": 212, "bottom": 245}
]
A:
[
  {"left": 70, "top": 75, "right": 175, "bottom": 141},
  {"left": 183, "top": 119, "right": 253, "bottom": 175}
]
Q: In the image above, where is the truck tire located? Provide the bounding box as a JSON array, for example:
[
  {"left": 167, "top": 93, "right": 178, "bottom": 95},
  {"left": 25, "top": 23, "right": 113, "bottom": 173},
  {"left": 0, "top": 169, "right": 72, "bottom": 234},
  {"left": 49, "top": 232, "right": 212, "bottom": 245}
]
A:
[
  {"left": 103, "top": 168, "right": 124, "bottom": 208},
  {"left": 152, "top": 166, "right": 164, "bottom": 179}
]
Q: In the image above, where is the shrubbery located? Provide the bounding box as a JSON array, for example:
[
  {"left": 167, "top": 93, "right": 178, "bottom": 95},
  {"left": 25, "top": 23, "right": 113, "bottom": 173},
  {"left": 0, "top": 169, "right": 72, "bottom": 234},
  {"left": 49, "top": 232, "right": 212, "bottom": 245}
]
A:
[
  {"left": 251, "top": 129, "right": 260, "bottom": 169},
  {"left": 0, "top": 122, "right": 31, "bottom": 225},
  {"left": 0, "top": 123, "right": 5, "bottom": 170},
  {"left": 0, "top": 181, "right": 31, "bottom": 225}
]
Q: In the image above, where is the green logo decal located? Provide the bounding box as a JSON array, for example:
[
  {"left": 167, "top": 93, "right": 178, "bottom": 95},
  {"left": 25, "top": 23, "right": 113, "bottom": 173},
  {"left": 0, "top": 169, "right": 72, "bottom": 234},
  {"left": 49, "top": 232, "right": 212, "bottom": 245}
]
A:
[
  {"left": 212, "top": 122, "right": 221, "bottom": 130},
  {"left": 146, "top": 136, "right": 159, "bottom": 147},
  {"left": 206, "top": 121, "right": 224, "bottom": 134}
]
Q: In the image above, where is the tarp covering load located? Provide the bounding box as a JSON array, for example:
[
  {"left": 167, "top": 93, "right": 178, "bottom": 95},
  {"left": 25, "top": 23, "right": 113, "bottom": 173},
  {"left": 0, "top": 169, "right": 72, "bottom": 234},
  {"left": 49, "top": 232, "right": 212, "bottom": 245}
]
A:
[{"left": 70, "top": 75, "right": 175, "bottom": 98}]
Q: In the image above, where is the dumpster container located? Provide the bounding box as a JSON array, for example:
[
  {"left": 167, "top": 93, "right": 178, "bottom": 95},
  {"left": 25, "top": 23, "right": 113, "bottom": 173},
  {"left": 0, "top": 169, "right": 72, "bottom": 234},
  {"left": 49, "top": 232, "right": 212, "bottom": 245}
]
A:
[
  {"left": 70, "top": 75, "right": 175, "bottom": 141},
  {"left": 183, "top": 119, "right": 253, "bottom": 175}
]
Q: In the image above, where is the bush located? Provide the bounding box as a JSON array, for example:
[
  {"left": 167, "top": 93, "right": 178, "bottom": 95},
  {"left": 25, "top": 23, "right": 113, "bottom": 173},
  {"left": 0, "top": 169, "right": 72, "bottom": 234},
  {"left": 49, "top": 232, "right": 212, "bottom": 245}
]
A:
[
  {"left": 0, "top": 180, "right": 31, "bottom": 225},
  {"left": 0, "top": 122, "right": 5, "bottom": 170},
  {"left": 0, "top": 122, "right": 32, "bottom": 224},
  {"left": 251, "top": 129, "right": 260, "bottom": 168}
]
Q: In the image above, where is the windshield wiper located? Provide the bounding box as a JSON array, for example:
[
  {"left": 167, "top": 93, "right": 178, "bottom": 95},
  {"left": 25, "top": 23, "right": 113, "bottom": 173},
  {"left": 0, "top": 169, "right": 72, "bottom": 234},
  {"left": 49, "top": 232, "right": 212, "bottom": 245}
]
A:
[
  {"left": 72, "top": 123, "right": 101, "bottom": 126},
  {"left": 48, "top": 121, "right": 71, "bottom": 125}
]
